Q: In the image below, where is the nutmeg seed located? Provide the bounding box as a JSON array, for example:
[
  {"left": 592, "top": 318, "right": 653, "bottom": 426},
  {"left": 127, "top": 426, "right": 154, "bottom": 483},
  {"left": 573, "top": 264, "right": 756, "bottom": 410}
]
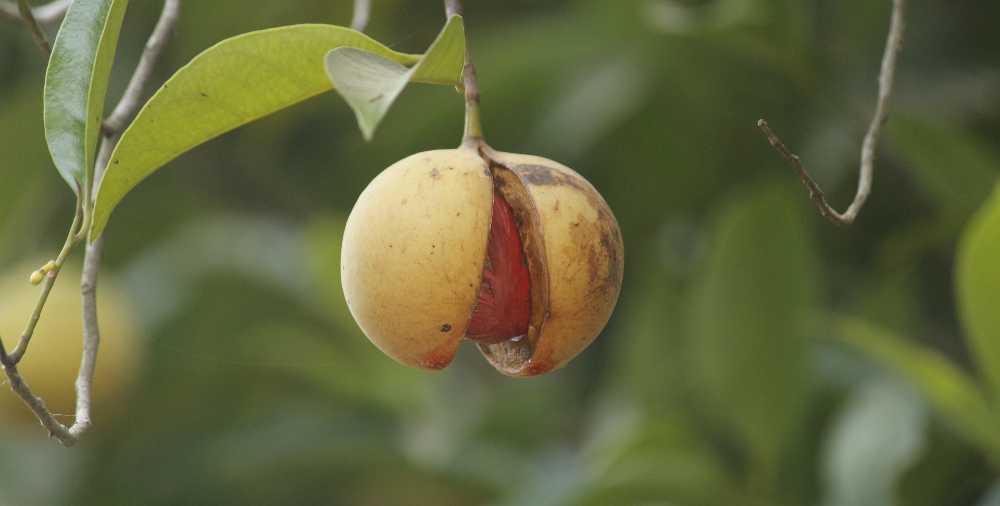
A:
[{"left": 340, "top": 144, "right": 623, "bottom": 376}]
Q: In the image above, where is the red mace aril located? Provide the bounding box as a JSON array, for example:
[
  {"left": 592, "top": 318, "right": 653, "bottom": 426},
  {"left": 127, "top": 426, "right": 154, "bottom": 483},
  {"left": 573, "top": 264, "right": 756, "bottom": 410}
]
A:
[{"left": 465, "top": 190, "right": 531, "bottom": 344}]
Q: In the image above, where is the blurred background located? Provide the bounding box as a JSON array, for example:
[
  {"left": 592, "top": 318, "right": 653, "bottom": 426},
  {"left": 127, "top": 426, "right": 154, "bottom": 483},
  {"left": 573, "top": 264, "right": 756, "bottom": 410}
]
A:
[{"left": 2, "top": 0, "right": 999, "bottom": 504}]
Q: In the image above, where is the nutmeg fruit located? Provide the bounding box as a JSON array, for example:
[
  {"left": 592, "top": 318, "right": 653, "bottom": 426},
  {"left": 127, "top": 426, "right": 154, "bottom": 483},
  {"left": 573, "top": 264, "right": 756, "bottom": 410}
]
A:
[{"left": 340, "top": 144, "right": 623, "bottom": 376}]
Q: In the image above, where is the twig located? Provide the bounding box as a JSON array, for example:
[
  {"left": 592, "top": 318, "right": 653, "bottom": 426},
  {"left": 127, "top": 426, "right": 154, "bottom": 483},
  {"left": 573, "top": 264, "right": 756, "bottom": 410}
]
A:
[
  {"left": 0, "top": 0, "right": 182, "bottom": 446},
  {"left": 0, "top": 0, "right": 69, "bottom": 24},
  {"left": 16, "top": 0, "right": 52, "bottom": 54},
  {"left": 103, "top": 0, "right": 181, "bottom": 134},
  {"left": 70, "top": 0, "right": 180, "bottom": 444},
  {"left": 350, "top": 0, "right": 370, "bottom": 32},
  {"left": 6, "top": 198, "right": 83, "bottom": 363},
  {"left": 74, "top": 234, "right": 104, "bottom": 439},
  {"left": 28, "top": 0, "right": 67, "bottom": 23},
  {"left": 0, "top": 340, "right": 80, "bottom": 445},
  {"left": 444, "top": 0, "right": 483, "bottom": 143},
  {"left": 757, "top": 0, "right": 905, "bottom": 226},
  {"left": 443, "top": 0, "right": 461, "bottom": 17}
]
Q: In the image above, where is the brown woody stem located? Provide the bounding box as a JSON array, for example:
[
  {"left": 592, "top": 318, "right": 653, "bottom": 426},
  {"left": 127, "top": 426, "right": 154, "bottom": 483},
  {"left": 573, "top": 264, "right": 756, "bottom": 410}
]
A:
[{"left": 757, "top": 0, "right": 905, "bottom": 226}]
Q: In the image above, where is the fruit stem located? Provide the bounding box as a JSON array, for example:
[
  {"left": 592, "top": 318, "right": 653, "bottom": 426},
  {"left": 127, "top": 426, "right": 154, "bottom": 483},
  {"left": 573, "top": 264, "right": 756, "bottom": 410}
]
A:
[
  {"left": 445, "top": 0, "right": 484, "bottom": 145},
  {"left": 462, "top": 55, "right": 483, "bottom": 142}
]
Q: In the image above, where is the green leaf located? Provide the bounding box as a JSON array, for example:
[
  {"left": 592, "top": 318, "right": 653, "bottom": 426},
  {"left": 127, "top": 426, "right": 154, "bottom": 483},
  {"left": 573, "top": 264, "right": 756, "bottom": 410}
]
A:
[
  {"left": 609, "top": 256, "right": 687, "bottom": 416},
  {"left": 889, "top": 116, "right": 999, "bottom": 219},
  {"left": 325, "top": 14, "right": 465, "bottom": 140},
  {"left": 579, "top": 417, "right": 737, "bottom": 506},
  {"left": 91, "top": 22, "right": 463, "bottom": 240},
  {"left": 689, "top": 183, "right": 817, "bottom": 478},
  {"left": 44, "top": 0, "right": 130, "bottom": 195},
  {"left": 957, "top": 183, "right": 1000, "bottom": 396},
  {"left": 823, "top": 379, "right": 927, "bottom": 506},
  {"left": 838, "top": 317, "right": 1000, "bottom": 460},
  {"left": 325, "top": 49, "right": 410, "bottom": 141}
]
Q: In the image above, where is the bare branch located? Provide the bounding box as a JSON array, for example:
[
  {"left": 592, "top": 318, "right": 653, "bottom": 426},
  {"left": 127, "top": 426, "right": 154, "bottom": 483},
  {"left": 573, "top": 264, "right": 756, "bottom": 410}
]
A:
[
  {"left": 103, "top": 0, "right": 181, "bottom": 134},
  {"left": 444, "top": 0, "right": 461, "bottom": 18},
  {"left": 65, "top": 0, "right": 181, "bottom": 443},
  {"left": 29, "top": 0, "right": 68, "bottom": 22},
  {"left": 67, "top": 0, "right": 181, "bottom": 443},
  {"left": 757, "top": 0, "right": 906, "bottom": 226},
  {"left": 0, "top": 340, "right": 80, "bottom": 446},
  {"left": 73, "top": 236, "right": 104, "bottom": 438},
  {"left": 0, "top": 0, "right": 69, "bottom": 25},
  {"left": 350, "top": 0, "right": 370, "bottom": 32},
  {"left": 15, "top": 0, "right": 52, "bottom": 54}
]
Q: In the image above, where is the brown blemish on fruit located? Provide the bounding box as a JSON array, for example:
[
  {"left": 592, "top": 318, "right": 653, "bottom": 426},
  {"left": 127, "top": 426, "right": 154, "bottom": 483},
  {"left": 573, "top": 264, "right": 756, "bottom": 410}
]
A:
[
  {"left": 586, "top": 242, "right": 602, "bottom": 283},
  {"left": 440, "top": 323, "right": 452, "bottom": 332},
  {"left": 515, "top": 164, "right": 558, "bottom": 186},
  {"left": 600, "top": 231, "right": 623, "bottom": 290},
  {"left": 420, "top": 356, "right": 450, "bottom": 370},
  {"left": 597, "top": 211, "right": 624, "bottom": 292},
  {"left": 579, "top": 211, "right": 623, "bottom": 302},
  {"left": 513, "top": 164, "right": 616, "bottom": 223},
  {"left": 430, "top": 168, "right": 441, "bottom": 180},
  {"left": 515, "top": 164, "right": 589, "bottom": 193},
  {"left": 420, "top": 341, "right": 458, "bottom": 370},
  {"left": 525, "top": 359, "right": 554, "bottom": 376}
]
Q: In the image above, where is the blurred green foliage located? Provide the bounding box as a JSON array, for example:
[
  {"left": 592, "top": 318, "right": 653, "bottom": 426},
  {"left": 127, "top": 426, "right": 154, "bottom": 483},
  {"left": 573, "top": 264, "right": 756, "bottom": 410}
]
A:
[{"left": 1, "top": 1, "right": 999, "bottom": 505}]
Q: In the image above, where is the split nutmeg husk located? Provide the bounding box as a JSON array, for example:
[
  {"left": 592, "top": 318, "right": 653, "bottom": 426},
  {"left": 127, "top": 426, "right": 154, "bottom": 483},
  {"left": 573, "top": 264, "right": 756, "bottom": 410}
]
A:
[{"left": 341, "top": 142, "right": 623, "bottom": 377}]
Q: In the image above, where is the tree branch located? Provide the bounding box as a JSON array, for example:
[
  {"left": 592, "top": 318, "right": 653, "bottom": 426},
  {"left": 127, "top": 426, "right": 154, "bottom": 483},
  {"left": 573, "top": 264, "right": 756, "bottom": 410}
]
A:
[
  {"left": 350, "top": 0, "right": 370, "bottom": 32},
  {"left": 0, "top": 0, "right": 182, "bottom": 446},
  {"left": 15, "top": 0, "right": 52, "bottom": 54},
  {"left": 757, "top": 0, "right": 906, "bottom": 226},
  {"left": 103, "top": 0, "right": 181, "bottom": 134},
  {"left": 74, "top": 234, "right": 104, "bottom": 439},
  {"left": 1, "top": 0, "right": 70, "bottom": 55},
  {"left": 443, "top": 0, "right": 461, "bottom": 17},
  {"left": 0, "top": 340, "right": 81, "bottom": 445},
  {"left": 69, "top": 0, "right": 181, "bottom": 444},
  {"left": 0, "top": 0, "right": 69, "bottom": 24}
]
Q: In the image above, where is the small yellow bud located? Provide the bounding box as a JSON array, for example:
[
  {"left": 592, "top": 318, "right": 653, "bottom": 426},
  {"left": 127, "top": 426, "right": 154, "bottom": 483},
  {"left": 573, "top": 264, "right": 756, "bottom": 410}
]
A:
[
  {"left": 41, "top": 260, "right": 58, "bottom": 273},
  {"left": 29, "top": 270, "right": 44, "bottom": 285}
]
